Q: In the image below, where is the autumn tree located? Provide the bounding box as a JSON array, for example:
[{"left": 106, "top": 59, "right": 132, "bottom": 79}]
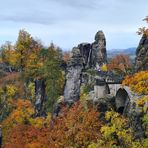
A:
[
  {"left": 137, "top": 16, "right": 148, "bottom": 37},
  {"left": 0, "top": 30, "right": 43, "bottom": 78},
  {"left": 2, "top": 99, "right": 51, "bottom": 147},
  {"left": 15, "top": 29, "right": 42, "bottom": 74},
  {"left": 15, "top": 30, "right": 32, "bottom": 70},
  {"left": 88, "top": 111, "right": 143, "bottom": 148},
  {"left": 2, "top": 101, "right": 102, "bottom": 148},
  {"left": 0, "top": 72, "right": 25, "bottom": 121},
  {"left": 49, "top": 102, "right": 102, "bottom": 147},
  {"left": 1, "top": 42, "right": 18, "bottom": 69},
  {"left": 4, "top": 124, "right": 51, "bottom": 148},
  {"left": 107, "top": 54, "right": 132, "bottom": 76},
  {"left": 63, "top": 51, "right": 71, "bottom": 63},
  {"left": 123, "top": 71, "right": 148, "bottom": 146},
  {"left": 0, "top": 85, "right": 17, "bottom": 121},
  {"left": 123, "top": 71, "right": 148, "bottom": 95}
]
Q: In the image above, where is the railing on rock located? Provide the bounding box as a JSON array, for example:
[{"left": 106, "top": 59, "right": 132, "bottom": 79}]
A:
[{"left": 95, "top": 71, "right": 123, "bottom": 85}]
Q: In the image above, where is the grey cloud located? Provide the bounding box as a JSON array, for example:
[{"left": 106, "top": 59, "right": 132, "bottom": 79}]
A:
[
  {"left": 48, "top": 0, "right": 97, "bottom": 9},
  {"left": 0, "top": 0, "right": 91, "bottom": 25},
  {"left": 0, "top": 12, "right": 55, "bottom": 25},
  {"left": 0, "top": 11, "right": 85, "bottom": 25}
]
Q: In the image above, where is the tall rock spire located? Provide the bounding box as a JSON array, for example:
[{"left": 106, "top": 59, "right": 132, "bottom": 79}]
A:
[
  {"left": 91, "top": 30, "right": 107, "bottom": 68},
  {"left": 64, "top": 47, "right": 84, "bottom": 102}
]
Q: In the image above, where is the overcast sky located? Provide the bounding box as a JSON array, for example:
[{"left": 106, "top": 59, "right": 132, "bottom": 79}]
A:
[{"left": 0, "top": 0, "right": 148, "bottom": 50}]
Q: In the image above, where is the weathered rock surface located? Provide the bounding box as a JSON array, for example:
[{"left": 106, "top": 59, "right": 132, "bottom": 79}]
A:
[
  {"left": 135, "top": 35, "right": 148, "bottom": 70},
  {"left": 91, "top": 31, "right": 107, "bottom": 67},
  {"left": 78, "top": 43, "right": 91, "bottom": 68},
  {"left": 127, "top": 101, "right": 145, "bottom": 138},
  {"left": 77, "top": 31, "right": 107, "bottom": 69},
  {"left": 35, "top": 79, "right": 46, "bottom": 116},
  {"left": 63, "top": 30, "right": 107, "bottom": 102},
  {"left": 64, "top": 47, "right": 84, "bottom": 102}
]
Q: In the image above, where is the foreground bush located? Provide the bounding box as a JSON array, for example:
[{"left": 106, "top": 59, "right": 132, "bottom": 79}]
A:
[
  {"left": 88, "top": 111, "right": 145, "bottom": 148},
  {"left": 3, "top": 101, "right": 102, "bottom": 148}
]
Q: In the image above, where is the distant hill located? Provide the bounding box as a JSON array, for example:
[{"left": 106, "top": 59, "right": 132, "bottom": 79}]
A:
[{"left": 107, "top": 47, "right": 136, "bottom": 59}]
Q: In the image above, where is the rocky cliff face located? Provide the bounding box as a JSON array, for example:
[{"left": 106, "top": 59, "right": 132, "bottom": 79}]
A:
[
  {"left": 64, "top": 30, "right": 107, "bottom": 102},
  {"left": 135, "top": 35, "right": 148, "bottom": 70},
  {"left": 64, "top": 47, "right": 84, "bottom": 102}
]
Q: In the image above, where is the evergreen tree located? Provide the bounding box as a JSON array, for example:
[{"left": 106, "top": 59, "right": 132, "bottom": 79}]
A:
[{"left": 43, "top": 43, "right": 64, "bottom": 112}]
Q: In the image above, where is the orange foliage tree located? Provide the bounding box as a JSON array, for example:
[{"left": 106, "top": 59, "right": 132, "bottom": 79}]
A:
[
  {"left": 49, "top": 102, "right": 102, "bottom": 147},
  {"left": 107, "top": 54, "right": 132, "bottom": 75},
  {"left": 4, "top": 124, "right": 51, "bottom": 148},
  {"left": 63, "top": 51, "right": 71, "bottom": 63},
  {"left": 2, "top": 99, "right": 50, "bottom": 144},
  {"left": 3, "top": 102, "right": 102, "bottom": 148}
]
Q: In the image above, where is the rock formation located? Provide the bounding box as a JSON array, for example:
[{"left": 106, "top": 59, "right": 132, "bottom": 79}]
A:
[
  {"left": 63, "top": 30, "right": 107, "bottom": 102},
  {"left": 58, "top": 30, "right": 146, "bottom": 138},
  {"left": 64, "top": 47, "right": 84, "bottom": 102},
  {"left": 56, "top": 30, "right": 147, "bottom": 139},
  {"left": 127, "top": 101, "right": 145, "bottom": 138},
  {"left": 91, "top": 31, "right": 107, "bottom": 68},
  {"left": 35, "top": 79, "right": 46, "bottom": 116},
  {"left": 78, "top": 43, "right": 91, "bottom": 68},
  {"left": 77, "top": 31, "right": 107, "bottom": 69},
  {"left": 135, "top": 35, "right": 148, "bottom": 70}
]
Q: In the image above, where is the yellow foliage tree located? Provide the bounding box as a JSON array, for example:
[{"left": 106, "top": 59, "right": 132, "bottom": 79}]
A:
[
  {"left": 88, "top": 111, "right": 143, "bottom": 148},
  {"left": 1, "top": 42, "right": 19, "bottom": 67},
  {"left": 122, "top": 71, "right": 148, "bottom": 95},
  {"left": 101, "top": 63, "right": 108, "bottom": 71},
  {"left": 15, "top": 29, "right": 43, "bottom": 77},
  {"left": 122, "top": 71, "right": 148, "bottom": 146}
]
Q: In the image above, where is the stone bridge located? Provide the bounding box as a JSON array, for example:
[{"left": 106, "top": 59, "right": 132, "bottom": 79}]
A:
[
  {"left": 92, "top": 78, "right": 147, "bottom": 138},
  {"left": 93, "top": 78, "right": 145, "bottom": 115}
]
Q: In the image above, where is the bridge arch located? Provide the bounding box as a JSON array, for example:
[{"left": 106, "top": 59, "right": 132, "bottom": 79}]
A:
[{"left": 115, "top": 88, "right": 130, "bottom": 114}]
